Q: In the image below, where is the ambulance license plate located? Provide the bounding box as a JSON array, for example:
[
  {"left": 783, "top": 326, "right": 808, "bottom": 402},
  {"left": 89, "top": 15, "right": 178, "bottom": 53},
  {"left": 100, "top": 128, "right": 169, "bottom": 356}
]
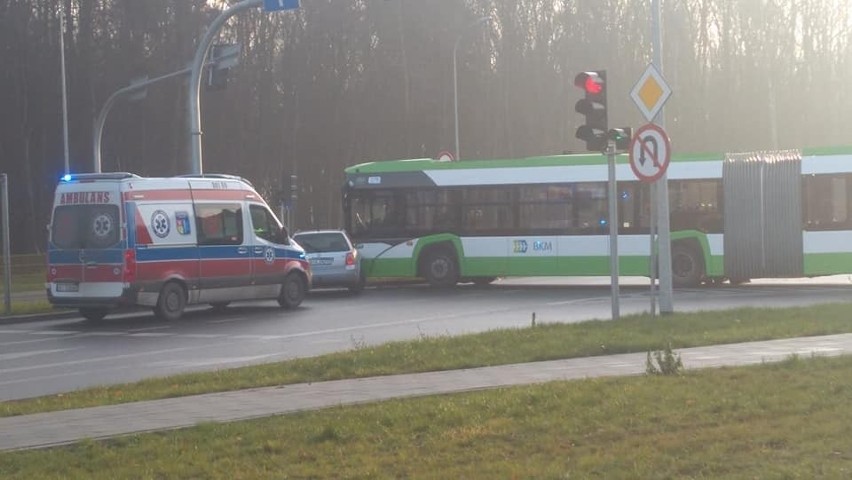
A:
[{"left": 56, "top": 283, "right": 79, "bottom": 293}]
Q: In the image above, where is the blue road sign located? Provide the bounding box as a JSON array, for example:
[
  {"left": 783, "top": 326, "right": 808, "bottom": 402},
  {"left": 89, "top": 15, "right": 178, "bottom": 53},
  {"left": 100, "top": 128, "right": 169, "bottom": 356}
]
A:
[{"left": 263, "top": 0, "right": 299, "bottom": 11}]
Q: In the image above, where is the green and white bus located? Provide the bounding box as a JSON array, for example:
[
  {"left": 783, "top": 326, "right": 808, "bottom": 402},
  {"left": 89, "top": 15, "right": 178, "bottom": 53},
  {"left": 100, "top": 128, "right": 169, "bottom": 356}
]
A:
[{"left": 342, "top": 147, "right": 852, "bottom": 288}]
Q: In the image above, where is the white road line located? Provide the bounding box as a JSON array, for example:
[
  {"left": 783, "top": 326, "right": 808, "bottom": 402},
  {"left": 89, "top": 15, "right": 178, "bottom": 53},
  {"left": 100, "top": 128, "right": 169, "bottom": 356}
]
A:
[
  {"left": 206, "top": 317, "right": 246, "bottom": 324},
  {"left": 0, "top": 340, "right": 243, "bottom": 375},
  {"left": 0, "top": 348, "right": 80, "bottom": 361},
  {"left": 128, "top": 325, "right": 173, "bottom": 333},
  {"left": 26, "top": 330, "right": 78, "bottom": 336},
  {"left": 0, "top": 337, "right": 71, "bottom": 347}
]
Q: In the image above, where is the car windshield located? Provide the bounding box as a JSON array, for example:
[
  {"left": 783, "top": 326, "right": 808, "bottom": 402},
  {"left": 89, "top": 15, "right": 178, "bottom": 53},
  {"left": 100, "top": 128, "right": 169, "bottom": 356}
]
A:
[{"left": 293, "top": 232, "right": 350, "bottom": 253}]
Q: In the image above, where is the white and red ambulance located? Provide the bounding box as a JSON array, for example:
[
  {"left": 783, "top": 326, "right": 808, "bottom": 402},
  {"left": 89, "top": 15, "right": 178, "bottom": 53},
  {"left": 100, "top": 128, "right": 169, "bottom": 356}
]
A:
[{"left": 46, "top": 172, "right": 311, "bottom": 321}]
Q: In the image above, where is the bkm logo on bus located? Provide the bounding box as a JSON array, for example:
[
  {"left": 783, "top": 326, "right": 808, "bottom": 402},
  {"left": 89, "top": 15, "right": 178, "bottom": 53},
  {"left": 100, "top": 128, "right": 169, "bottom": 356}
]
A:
[{"left": 513, "top": 239, "right": 553, "bottom": 253}]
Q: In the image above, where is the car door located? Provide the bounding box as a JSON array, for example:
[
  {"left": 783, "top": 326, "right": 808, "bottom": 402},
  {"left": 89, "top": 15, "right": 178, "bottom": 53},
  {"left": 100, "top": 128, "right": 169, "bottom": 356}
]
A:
[{"left": 248, "top": 204, "right": 290, "bottom": 297}]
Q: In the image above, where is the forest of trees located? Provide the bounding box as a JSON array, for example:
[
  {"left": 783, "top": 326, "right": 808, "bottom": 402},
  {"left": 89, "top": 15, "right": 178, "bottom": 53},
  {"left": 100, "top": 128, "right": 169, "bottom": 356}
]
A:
[{"left": 1, "top": 0, "right": 850, "bottom": 253}]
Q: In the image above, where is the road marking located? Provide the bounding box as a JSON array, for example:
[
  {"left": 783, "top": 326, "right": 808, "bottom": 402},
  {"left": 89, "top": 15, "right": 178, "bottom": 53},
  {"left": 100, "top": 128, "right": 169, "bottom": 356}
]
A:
[
  {"left": 207, "top": 317, "right": 246, "bottom": 324},
  {"left": 128, "top": 325, "right": 172, "bottom": 333},
  {"left": 26, "top": 330, "right": 78, "bottom": 336},
  {"left": 0, "top": 348, "right": 80, "bottom": 361}
]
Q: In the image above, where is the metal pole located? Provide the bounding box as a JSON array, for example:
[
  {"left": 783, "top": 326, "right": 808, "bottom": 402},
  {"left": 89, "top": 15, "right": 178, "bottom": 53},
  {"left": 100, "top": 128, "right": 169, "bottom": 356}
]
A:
[
  {"left": 188, "top": 0, "right": 263, "bottom": 175},
  {"left": 452, "top": 16, "right": 489, "bottom": 161},
  {"left": 453, "top": 41, "right": 460, "bottom": 160},
  {"left": 94, "top": 67, "right": 192, "bottom": 172},
  {"left": 652, "top": 0, "right": 674, "bottom": 313},
  {"left": 2, "top": 174, "right": 11, "bottom": 315},
  {"left": 290, "top": 174, "right": 298, "bottom": 231},
  {"left": 649, "top": 182, "right": 657, "bottom": 317},
  {"left": 607, "top": 143, "right": 620, "bottom": 320},
  {"left": 59, "top": 5, "right": 70, "bottom": 175}
]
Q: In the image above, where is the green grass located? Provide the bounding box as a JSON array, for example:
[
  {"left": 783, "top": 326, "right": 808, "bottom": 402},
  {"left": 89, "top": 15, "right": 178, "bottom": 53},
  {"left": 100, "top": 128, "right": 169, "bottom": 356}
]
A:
[
  {"left": 0, "top": 254, "right": 45, "bottom": 293},
  {"left": 0, "top": 254, "right": 48, "bottom": 314},
  {"left": 3, "top": 302, "right": 852, "bottom": 417},
  {"left": 1, "top": 272, "right": 45, "bottom": 294},
  {"left": 2, "top": 355, "right": 852, "bottom": 479}
]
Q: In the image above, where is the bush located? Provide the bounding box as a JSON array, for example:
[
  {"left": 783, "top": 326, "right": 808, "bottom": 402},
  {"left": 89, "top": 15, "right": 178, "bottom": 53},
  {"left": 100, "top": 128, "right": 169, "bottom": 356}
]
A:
[{"left": 646, "top": 342, "right": 684, "bottom": 376}]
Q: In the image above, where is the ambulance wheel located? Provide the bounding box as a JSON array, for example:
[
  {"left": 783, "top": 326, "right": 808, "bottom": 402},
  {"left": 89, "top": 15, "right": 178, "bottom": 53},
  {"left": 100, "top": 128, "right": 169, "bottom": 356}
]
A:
[
  {"left": 210, "top": 302, "right": 230, "bottom": 311},
  {"left": 154, "top": 281, "right": 187, "bottom": 321},
  {"left": 278, "top": 273, "right": 306, "bottom": 309},
  {"left": 80, "top": 307, "right": 108, "bottom": 322}
]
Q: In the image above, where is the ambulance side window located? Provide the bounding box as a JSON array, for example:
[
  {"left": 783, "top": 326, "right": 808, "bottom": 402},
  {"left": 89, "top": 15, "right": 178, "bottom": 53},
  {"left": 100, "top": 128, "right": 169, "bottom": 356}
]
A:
[
  {"left": 196, "top": 203, "right": 243, "bottom": 246},
  {"left": 249, "top": 204, "right": 288, "bottom": 244}
]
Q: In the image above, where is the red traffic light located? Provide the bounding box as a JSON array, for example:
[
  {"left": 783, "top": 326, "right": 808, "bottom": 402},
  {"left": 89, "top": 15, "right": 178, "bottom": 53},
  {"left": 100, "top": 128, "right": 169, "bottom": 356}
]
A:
[{"left": 575, "top": 71, "right": 604, "bottom": 95}]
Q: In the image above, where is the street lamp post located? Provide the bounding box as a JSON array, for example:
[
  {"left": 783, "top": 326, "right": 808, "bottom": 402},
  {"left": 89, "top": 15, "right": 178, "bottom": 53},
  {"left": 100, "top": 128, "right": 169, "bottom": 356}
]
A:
[
  {"left": 59, "top": 4, "right": 70, "bottom": 175},
  {"left": 453, "top": 16, "right": 489, "bottom": 161}
]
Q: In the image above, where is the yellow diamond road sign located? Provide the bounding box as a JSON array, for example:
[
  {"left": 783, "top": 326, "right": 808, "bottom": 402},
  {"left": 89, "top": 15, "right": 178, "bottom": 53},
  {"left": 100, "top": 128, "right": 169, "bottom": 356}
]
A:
[{"left": 631, "top": 64, "right": 672, "bottom": 122}]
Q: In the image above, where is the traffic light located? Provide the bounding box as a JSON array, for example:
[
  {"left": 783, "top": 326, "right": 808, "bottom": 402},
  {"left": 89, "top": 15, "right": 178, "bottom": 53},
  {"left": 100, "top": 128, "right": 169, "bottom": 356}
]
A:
[
  {"left": 609, "top": 127, "right": 632, "bottom": 152},
  {"left": 206, "top": 67, "right": 229, "bottom": 91},
  {"left": 574, "top": 70, "right": 608, "bottom": 152},
  {"left": 206, "top": 43, "right": 240, "bottom": 91}
]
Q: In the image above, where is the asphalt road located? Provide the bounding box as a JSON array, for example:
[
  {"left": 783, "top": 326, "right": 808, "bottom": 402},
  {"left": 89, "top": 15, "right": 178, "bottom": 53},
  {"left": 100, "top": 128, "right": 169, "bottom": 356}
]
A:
[{"left": 1, "top": 276, "right": 851, "bottom": 401}]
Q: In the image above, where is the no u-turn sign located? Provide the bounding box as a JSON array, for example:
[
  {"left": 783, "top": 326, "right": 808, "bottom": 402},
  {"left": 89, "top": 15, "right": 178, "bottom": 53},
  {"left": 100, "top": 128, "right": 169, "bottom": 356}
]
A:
[{"left": 629, "top": 123, "right": 671, "bottom": 183}]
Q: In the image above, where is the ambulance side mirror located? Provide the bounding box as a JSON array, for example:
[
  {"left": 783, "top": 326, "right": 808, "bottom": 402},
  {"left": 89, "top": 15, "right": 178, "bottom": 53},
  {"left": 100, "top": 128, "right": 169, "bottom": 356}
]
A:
[{"left": 277, "top": 226, "right": 290, "bottom": 245}]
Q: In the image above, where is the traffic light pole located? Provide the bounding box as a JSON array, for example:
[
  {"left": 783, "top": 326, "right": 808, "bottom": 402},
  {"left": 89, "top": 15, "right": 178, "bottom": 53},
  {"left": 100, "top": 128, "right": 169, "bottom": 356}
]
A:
[
  {"left": 606, "top": 142, "right": 620, "bottom": 320},
  {"left": 188, "top": 0, "right": 263, "bottom": 175}
]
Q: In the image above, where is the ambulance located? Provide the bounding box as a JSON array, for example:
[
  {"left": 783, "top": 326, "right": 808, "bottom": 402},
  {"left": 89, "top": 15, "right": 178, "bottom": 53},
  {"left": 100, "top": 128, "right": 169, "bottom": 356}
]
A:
[{"left": 46, "top": 172, "right": 311, "bottom": 321}]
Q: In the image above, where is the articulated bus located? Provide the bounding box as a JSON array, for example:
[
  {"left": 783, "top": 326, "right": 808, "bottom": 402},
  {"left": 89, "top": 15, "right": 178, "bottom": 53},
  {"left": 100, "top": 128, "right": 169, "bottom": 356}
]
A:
[{"left": 342, "top": 147, "right": 852, "bottom": 288}]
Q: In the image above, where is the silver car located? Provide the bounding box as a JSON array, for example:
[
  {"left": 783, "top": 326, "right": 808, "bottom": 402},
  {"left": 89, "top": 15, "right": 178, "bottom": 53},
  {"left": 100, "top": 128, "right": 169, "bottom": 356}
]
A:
[{"left": 292, "top": 230, "right": 365, "bottom": 293}]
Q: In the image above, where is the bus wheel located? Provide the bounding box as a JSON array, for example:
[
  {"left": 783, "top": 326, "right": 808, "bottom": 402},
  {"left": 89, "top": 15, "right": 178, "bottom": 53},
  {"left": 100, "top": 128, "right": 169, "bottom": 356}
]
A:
[
  {"left": 471, "top": 276, "right": 497, "bottom": 286},
  {"left": 278, "top": 273, "right": 306, "bottom": 309},
  {"left": 671, "top": 244, "right": 704, "bottom": 288},
  {"left": 423, "top": 250, "right": 459, "bottom": 288},
  {"left": 79, "top": 307, "right": 108, "bottom": 322},
  {"left": 154, "top": 281, "right": 187, "bottom": 321}
]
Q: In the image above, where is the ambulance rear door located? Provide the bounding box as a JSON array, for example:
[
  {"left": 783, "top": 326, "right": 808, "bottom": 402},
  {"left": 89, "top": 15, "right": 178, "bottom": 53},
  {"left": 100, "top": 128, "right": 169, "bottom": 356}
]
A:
[{"left": 48, "top": 179, "right": 125, "bottom": 302}]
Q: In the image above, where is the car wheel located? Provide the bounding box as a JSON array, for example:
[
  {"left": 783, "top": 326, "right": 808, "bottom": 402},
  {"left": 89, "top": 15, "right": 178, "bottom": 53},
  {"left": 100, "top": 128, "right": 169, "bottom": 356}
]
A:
[
  {"left": 422, "top": 250, "right": 459, "bottom": 288},
  {"left": 79, "top": 307, "right": 109, "bottom": 322},
  {"left": 671, "top": 244, "right": 704, "bottom": 288},
  {"left": 278, "top": 273, "right": 306, "bottom": 309},
  {"left": 348, "top": 272, "right": 366, "bottom": 294},
  {"left": 154, "top": 281, "right": 187, "bottom": 321}
]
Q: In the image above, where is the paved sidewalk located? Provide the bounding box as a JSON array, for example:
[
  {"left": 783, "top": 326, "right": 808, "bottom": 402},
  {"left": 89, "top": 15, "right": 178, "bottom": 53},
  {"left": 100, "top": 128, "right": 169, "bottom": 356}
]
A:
[{"left": 3, "top": 333, "right": 852, "bottom": 452}]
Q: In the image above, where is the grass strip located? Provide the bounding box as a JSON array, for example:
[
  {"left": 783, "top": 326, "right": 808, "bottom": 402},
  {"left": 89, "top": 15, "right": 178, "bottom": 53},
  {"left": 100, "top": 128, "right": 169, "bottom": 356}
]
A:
[
  {"left": 0, "top": 273, "right": 46, "bottom": 295},
  {"left": 2, "top": 302, "right": 851, "bottom": 417},
  {"left": 2, "top": 355, "right": 851, "bottom": 478}
]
